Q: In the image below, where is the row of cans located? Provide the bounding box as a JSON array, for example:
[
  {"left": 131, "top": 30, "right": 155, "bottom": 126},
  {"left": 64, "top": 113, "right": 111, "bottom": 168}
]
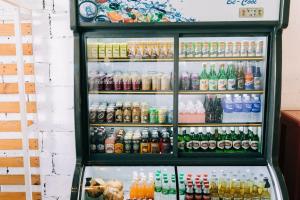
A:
[{"left": 180, "top": 41, "right": 264, "bottom": 58}]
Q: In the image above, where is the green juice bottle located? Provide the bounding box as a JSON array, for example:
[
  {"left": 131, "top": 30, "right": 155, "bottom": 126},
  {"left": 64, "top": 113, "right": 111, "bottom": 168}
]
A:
[
  {"left": 209, "top": 63, "right": 218, "bottom": 91},
  {"left": 218, "top": 63, "right": 227, "bottom": 91},
  {"left": 200, "top": 63, "right": 209, "bottom": 91},
  {"left": 227, "top": 63, "right": 237, "bottom": 90}
]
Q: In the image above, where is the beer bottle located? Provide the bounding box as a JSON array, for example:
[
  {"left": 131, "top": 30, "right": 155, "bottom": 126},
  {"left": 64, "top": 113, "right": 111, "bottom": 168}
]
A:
[
  {"left": 237, "top": 63, "right": 245, "bottom": 90},
  {"left": 224, "top": 127, "right": 233, "bottom": 152},
  {"left": 209, "top": 63, "right": 218, "bottom": 91},
  {"left": 191, "top": 127, "right": 200, "bottom": 152},
  {"left": 161, "top": 130, "right": 171, "bottom": 154},
  {"left": 232, "top": 127, "right": 242, "bottom": 152},
  {"left": 200, "top": 63, "right": 209, "bottom": 91},
  {"left": 178, "top": 128, "right": 186, "bottom": 152},
  {"left": 208, "top": 127, "right": 217, "bottom": 152},
  {"left": 214, "top": 97, "right": 223, "bottom": 123},
  {"left": 241, "top": 127, "right": 250, "bottom": 152},
  {"left": 150, "top": 130, "right": 160, "bottom": 154},
  {"left": 227, "top": 63, "right": 237, "bottom": 90},
  {"left": 250, "top": 127, "right": 260, "bottom": 152},
  {"left": 200, "top": 129, "right": 209, "bottom": 152},
  {"left": 251, "top": 177, "right": 261, "bottom": 200},
  {"left": 184, "top": 129, "right": 193, "bottom": 152},
  {"left": 217, "top": 127, "right": 226, "bottom": 152},
  {"left": 218, "top": 63, "right": 227, "bottom": 91},
  {"left": 205, "top": 97, "right": 214, "bottom": 123}
]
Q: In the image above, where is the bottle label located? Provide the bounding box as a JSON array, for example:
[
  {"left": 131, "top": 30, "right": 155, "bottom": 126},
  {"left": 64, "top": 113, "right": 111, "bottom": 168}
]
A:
[
  {"left": 233, "top": 140, "right": 241, "bottom": 149},
  {"left": 115, "top": 114, "right": 123, "bottom": 122},
  {"left": 105, "top": 144, "right": 114, "bottom": 153},
  {"left": 97, "top": 111, "right": 106, "bottom": 122},
  {"left": 200, "top": 79, "right": 209, "bottom": 90},
  {"left": 217, "top": 140, "right": 225, "bottom": 149},
  {"left": 140, "top": 143, "right": 150, "bottom": 153},
  {"left": 254, "top": 77, "right": 261, "bottom": 90},
  {"left": 227, "top": 79, "right": 236, "bottom": 90},
  {"left": 96, "top": 144, "right": 104, "bottom": 152},
  {"left": 218, "top": 79, "right": 227, "bottom": 90},
  {"left": 193, "top": 140, "right": 201, "bottom": 150},
  {"left": 178, "top": 141, "right": 185, "bottom": 150},
  {"left": 224, "top": 140, "right": 233, "bottom": 149},
  {"left": 209, "top": 140, "right": 217, "bottom": 150},
  {"left": 250, "top": 141, "right": 259, "bottom": 150},
  {"left": 209, "top": 80, "right": 218, "bottom": 90},
  {"left": 114, "top": 143, "right": 124, "bottom": 153},
  {"left": 237, "top": 78, "right": 245, "bottom": 89},
  {"left": 186, "top": 141, "right": 193, "bottom": 150},
  {"left": 245, "top": 77, "right": 254, "bottom": 90},
  {"left": 151, "top": 143, "right": 160, "bottom": 153},
  {"left": 201, "top": 140, "right": 209, "bottom": 150},
  {"left": 89, "top": 112, "right": 97, "bottom": 123},
  {"left": 106, "top": 112, "right": 114, "bottom": 123},
  {"left": 242, "top": 140, "right": 250, "bottom": 149},
  {"left": 252, "top": 102, "right": 261, "bottom": 113}
]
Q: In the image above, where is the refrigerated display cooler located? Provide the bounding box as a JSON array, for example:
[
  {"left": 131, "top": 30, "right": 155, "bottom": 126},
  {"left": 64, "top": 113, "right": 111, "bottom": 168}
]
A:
[{"left": 70, "top": 0, "right": 290, "bottom": 199}]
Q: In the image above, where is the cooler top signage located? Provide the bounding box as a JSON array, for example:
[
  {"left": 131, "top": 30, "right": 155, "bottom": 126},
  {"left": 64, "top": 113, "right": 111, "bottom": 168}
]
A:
[{"left": 78, "top": 0, "right": 281, "bottom": 24}]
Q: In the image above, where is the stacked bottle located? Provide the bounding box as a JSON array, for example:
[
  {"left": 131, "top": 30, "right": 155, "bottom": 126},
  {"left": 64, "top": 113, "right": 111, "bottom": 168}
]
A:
[
  {"left": 178, "top": 126, "right": 260, "bottom": 153},
  {"left": 153, "top": 170, "right": 177, "bottom": 200}
]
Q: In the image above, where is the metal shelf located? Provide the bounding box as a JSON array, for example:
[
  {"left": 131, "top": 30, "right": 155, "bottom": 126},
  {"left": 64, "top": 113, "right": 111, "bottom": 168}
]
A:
[
  {"left": 90, "top": 123, "right": 173, "bottom": 127},
  {"left": 88, "top": 58, "right": 174, "bottom": 62},
  {"left": 89, "top": 90, "right": 173, "bottom": 95},
  {"left": 179, "top": 90, "right": 264, "bottom": 95},
  {"left": 179, "top": 56, "right": 264, "bottom": 62},
  {"left": 178, "top": 123, "right": 262, "bottom": 127}
]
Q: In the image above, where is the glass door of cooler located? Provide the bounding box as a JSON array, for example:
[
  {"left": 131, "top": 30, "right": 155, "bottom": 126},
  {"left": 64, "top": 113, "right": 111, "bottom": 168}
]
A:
[
  {"left": 178, "top": 36, "right": 267, "bottom": 155},
  {"left": 86, "top": 37, "right": 174, "bottom": 157},
  {"left": 81, "top": 166, "right": 176, "bottom": 200}
]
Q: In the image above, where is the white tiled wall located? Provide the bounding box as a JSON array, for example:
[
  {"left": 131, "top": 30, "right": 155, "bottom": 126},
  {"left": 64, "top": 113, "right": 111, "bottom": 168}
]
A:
[{"left": 31, "top": 0, "right": 75, "bottom": 199}]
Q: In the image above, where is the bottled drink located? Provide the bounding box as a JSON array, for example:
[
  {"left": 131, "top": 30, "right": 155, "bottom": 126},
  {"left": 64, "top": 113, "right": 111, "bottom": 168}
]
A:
[
  {"left": 200, "top": 129, "right": 209, "bottom": 152},
  {"left": 232, "top": 127, "right": 241, "bottom": 152},
  {"left": 250, "top": 127, "right": 260, "bottom": 152},
  {"left": 114, "top": 129, "right": 125, "bottom": 154},
  {"left": 162, "top": 179, "right": 169, "bottom": 199},
  {"left": 184, "top": 130, "right": 193, "bottom": 152},
  {"left": 217, "top": 127, "right": 226, "bottom": 152},
  {"left": 251, "top": 177, "right": 261, "bottom": 200},
  {"left": 218, "top": 64, "right": 227, "bottom": 90},
  {"left": 261, "top": 178, "right": 271, "bottom": 200},
  {"left": 241, "top": 127, "right": 250, "bottom": 152},
  {"left": 251, "top": 95, "right": 261, "bottom": 122},
  {"left": 151, "top": 129, "right": 160, "bottom": 153},
  {"left": 169, "top": 178, "right": 177, "bottom": 200},
  {"left": 214, "top": 97, "right": 223, "bottom": 123},
  {"left": 154, "top": 176, "right": 162, "bottom": 200},
  {"left": 178, "top": 128, "right": 186, "bottom": 152},
  {"left": 224, "top": 127, "right": 233, "bottom": 152},
  {"left": 242, "top": 94, "right": 253, "bottom": 120},
  {"left": 95, "top": 127, "right": 106, "bottom": 153},
  {"left": 194, "top": 184, "right": 202, "bottom": 200},
  {"left": 237, "top": 64, "right": 245, "bottom": 90},
  {"left": 227, "top": 63, "right": 237, "bottom": 90},
  {"left": 202, "top": 184, "right": 210, "bottom": 200},
  {"left": 181, "top": 71, "right": 190, "bottom": 90},
  {"left": 245, "top": 64, "right": 254, "bottom": 90},
  {"left": 132, "top": 130, "right": 141, "bottom": 153},
  {"left": 105, "top": 128, "right": 115, "bottom": 153},
  {"left": 191, "top": 127, "right": 201, "bottom": 152},
  {"left": 209, "top": 64, "right": 218, "bottom": 91},
  {"left": 205, "top": 97, "right": 214, "bottom": 123},
  {"left": 90, "top": 128, "right": 97, "bottom": 153},
  {"left": 191, "top": 72, "right": 200, "bottom": 90},
  {"left": 161, "top": 130, "right": 171, "bottom": 154},
  {"left": 185, "top": 184, "right": 194, "bottom": 200},
  {"left": 124, "top": 130, "right": 133, "bottom": 153},
  {"left": 208, "top": 127, "right": 217, "bottom": 152},
  {"left": 200, "top": 63, "right": 209, "bottom": 91},
  {"left": 243, "top": 178, "right": 252, "bottom": 200},
  {"left": 253, "top": 65, "right": 262, "bottom": 90},
  {"left": 179, "top": 179, "right": 186, "bottom": 200}
]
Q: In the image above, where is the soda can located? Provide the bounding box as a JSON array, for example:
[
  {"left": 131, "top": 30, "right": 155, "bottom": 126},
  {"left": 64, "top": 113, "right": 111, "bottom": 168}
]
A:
[
  {"left": 202, "top": 42, "right": 210, "bottom": 57},
  {"left": 233, "top": 42, "right": 241, "bottom": 57},
  {"left": 248, "top": 41, "right": 256, "bottom": 57},
  {"left": 218, "top": 42, "right": 226, "bottom": 57},
  {"left": 256, "top": 41, "right": 264, "bottom": 56},
  {"left": 180, "top": 42, "right": 186, "bottom": 57},
  {"left": 225, "top": 42, "right": 233, "bottom": 57},
  {"left": 241, "top": 41, "right": 249, "bottom": 57},
  {"left": 194, "top": 42, "right": 203, "bottom": 57},
  {"left": 210, "top": 42, "right": 218, "bottom": 57},
  {"left": 186, "top": 42, "right": 194, "bottom": 57}
]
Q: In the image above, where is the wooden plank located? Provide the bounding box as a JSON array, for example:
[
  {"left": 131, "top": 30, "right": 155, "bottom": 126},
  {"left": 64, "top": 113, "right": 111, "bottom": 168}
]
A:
[
  {"left": 0, "top": 44, "right": 16, "bottom": 55},
  {"left": 0, "top": 102, "right": 19, "bottom": 113},
  {"left": 0, "top": 24, "right": 14, "bottom": 36},
  {"left": 0, "top": 157, "right": 40, "bottom": 167},
  {"left": 0, "top": 139, "right": 38, "bottom": 150},
  {"left": 0, "top": 121, "right": 20, "bottom": 132},
  {"left": 0, "top": 192, "right": 41, "bottom": 200},
  {"left": 21, "top": 23, "right": 32, "bottom": 35},
  {"left": 0, "top": 174, "right": 40, "bottom": 185},
  {"left": 24, "top": 63, "right": 34, "bottom": 75},
  {"left": 0, "top": 83, "right": 36, "bottom": 94},
  {"left": 22, "top": 44, "right": 32, "bottom": 55}
]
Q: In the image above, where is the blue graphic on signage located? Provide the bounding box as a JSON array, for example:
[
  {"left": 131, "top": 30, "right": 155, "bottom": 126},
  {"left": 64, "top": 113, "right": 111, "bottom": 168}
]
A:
[
  {"left": 78, "top": 0, "right": 196, "bottom": 23},
  {"left": 226, "top": 0, "right": 257, "bottom": 6}
]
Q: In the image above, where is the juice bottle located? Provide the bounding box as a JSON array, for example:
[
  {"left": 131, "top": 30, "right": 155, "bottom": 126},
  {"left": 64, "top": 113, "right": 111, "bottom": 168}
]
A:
[
  {"left": 251, "top": 177, "right": 261, "bottom": 200},
  {"left": 218, "top": 173, "right": 227, "bottom": 199},
  {"left": 194, "top": 183, "right": 202, "bottom": 200},
  {"left": 104, "top": 128, "right": 115, "bottom": 153},
  {"left": 237, "top": 63, "right": 245, "bottom": 90},
  {"left": 185, "top": 183, "right": 194, "bottom": 200},
  {"left": 245, "top": 64, "right": 254, "bottom": 90},
  {"left": 140, "top": 129, "right": 150, "bottom": 154},
  {"left": 151, "top": 129, "right": 160, "bottom": 153},
  {"left": 253, "top": 64, "right": 262, "bottom": 90}
]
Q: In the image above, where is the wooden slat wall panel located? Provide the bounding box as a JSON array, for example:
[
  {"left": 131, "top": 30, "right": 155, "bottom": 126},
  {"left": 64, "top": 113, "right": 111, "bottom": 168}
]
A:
[
  {"left": 0, "top": 83, "right": 36, "bottom": 94},
  {"left": 0, "top": 192, "right": 41, "bottom": 200},
  {"left": 0, "top": 102, "right": 37, "bottom": 113},
  {"left": 0, "top": 24, "right": 14, "bottom": 36},
  {"left": 0, "top": 174, "right": 40, "bottom": 185},
  {"left": 0, "top": 63, "right": 34, "bottom": 75},
  {"left": 0, "top": 44, "right": 16, "bottom": 55},
  {"left": 21, "top": 23, "right": 32, "bottom": 35},
  {"left": 0, "top": 139, "right": 38, "bottom": 150},
  {"left": 0, "top": 157, "right": 40, "bottom": 167}
]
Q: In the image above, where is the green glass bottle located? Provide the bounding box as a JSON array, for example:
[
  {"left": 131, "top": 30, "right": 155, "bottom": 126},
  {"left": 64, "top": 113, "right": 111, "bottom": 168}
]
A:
[
  {"left": 224, "top": 127, "right": 233, "bottom": 152},
  {"left": 250, "top": 127, "right": 260, "bottom": 152},
  {"left": 200, "top": 63, "right": 209, "bottom": 91},
  {"left": 191, "top": 127, "right": 200, "bottom": 152},
  {"left": 209, "top": 63, "right": 218, "bottom": 91},
  {"left": 178, "top": 128, "right": 186, "bottom": 152},
  {"left": 184, "top": 129, "right": 193, "bottom": 152},
  {"left": 241, "top": 127, "right": 250, "bottom": 152},
  {"left": 217, "top": 64, "right": 227, "bottom": 91},
  {"left": 208, "top": 127, "right": 217, "bottom": 152},
  {"left": 200, "top": 129, "right": 209, "bottom": 152},
  {"left": 227, "top": 63, "right": 237, "bottom": 90},
  {"left": 217, "top": 127, "right": 225, "bottom": 152},
  {"left": 232, "top": 127, "right": 242, "bottom": 152}
]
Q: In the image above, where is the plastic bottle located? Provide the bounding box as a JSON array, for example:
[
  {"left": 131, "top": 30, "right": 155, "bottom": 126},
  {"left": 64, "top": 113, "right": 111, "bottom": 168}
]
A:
[
  {"left": 223, "top": 95, "right": 234, "bottom": 123},
  {"left": 162, "top": 179, "right": 169, "bottom": 200},
  {"left": 245, "top": 64, "right": 254, "bottom": 90},
  {"left": 242, "top": 94, "right": 253, "bottom": 122},
  {"left": 251, "top": 95, "right": 261, "bottom": 122},
  {"left": 233, "top": 95, "right": 243, "bottom": 122},
  {"left": 179, "top": 179, "right": 186, "bottom": 200}
]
